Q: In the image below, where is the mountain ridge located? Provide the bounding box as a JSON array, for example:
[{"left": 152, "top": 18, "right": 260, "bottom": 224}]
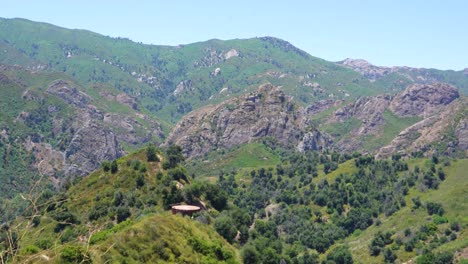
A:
[{"left": 0, "top": 17, "right": 466, "bottom": 223}]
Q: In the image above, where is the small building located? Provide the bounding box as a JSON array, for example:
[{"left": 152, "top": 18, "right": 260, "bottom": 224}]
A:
[{"left": 171, "top": 205, "right": 201, "bottom": 216}]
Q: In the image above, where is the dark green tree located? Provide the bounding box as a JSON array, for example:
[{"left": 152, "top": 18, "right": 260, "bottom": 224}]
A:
[
  {"left": 163, "top": 145, "right": 185, "bottom": 169},
  {"left": 110, "top": 160, "right": 118, "bottom": 174},
  {"left": 116, "top": 206, "right": 131, "bottom": 223},
  {"left": 146, "top": 144, "right": 159, "bottom": 162},
  {"left": 383, "top": 248, "right": 396, "bottom": 263},
  {"left": 242, "top": 245, "right": 260, "bottom": 264},
  {"left": 214, "top": 216, "right": 237, "bottom": 243},
  {"left": 326, "top": 245, "right": 353, "bottom": 264}
]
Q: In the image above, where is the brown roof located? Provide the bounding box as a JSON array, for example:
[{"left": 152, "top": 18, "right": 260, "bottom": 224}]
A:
[{"left": 171, "top": 205, "right": 201, "bottom": 211}]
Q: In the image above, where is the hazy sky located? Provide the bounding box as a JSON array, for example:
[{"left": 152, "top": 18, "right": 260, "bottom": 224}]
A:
[{"left": 1, "top": 0, "right": 467, "bottom": 70}]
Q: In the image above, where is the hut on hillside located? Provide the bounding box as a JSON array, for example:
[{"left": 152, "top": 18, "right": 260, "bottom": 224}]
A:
[{"left": 171, "top": 204, "right": 201, "bottom": 216}]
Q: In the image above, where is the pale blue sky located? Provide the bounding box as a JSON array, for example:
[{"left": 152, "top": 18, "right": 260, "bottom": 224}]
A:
[{"left": 1, "top": 0, "right": 467, "bottom": 70}]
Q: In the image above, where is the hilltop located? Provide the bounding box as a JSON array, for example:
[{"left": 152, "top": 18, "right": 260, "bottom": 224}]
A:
[{"left": 1, "top": 146, "right": 239, "bottom": 263}]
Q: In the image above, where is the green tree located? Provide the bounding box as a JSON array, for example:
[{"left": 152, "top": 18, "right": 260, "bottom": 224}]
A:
[
  {"left": 326, "top": 245, "right": 353, "bottom": 264},
  {"left": 60, "top": 245, "right": 89, "bottom": 263},
  {"left": 146, "top": 144, "right": 159, "bottom": 162},
  {"left": 383, "top": 248, "right": 396, "bottom": 263},
  {"left": 101, "top": 161, "right": 111, "bottom": 172},
  {"left": 163, "top": 145, "right": 185, "bottom": 169},
  {"left": 111, "top": 160, "right": 118, "bottom": 174},
  {"left": 242, "top": 245, "right": 260, "bottom": 264},
  {"left": 116, "top": 206, "right": 131, "bottom": 223},
  {"left": 426, "top": 202, "right": 444, "bottom": 215},
  {"left": 214, "top": 216, "right": 237, "bottom": 243}
]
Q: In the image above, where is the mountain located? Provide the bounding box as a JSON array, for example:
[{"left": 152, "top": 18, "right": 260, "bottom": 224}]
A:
[
  {"left": 1, "top": 18, "right": 467, "bottom": 125},
  {"left": 0, "top": 64, "right": 163, "bottom": 209},
  {"left": 166, "top": 82, "right": 466, "bottom": 159},
  {"left": 0, "top": 17, "right": 467, "bottom": 263},
  {"left": 165, "top": 83, "right": 331, "bottom": 158}
]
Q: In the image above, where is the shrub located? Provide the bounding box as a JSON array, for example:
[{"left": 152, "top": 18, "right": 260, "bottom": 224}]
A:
[
  {"left": 116, "top": 206, "right": 131, "bottom": 223},
  {"left": 35, "top": 238, "right": 53, "bottom": 250},
  {"left": 101, "top": 161, "right": 111, "bottom": 172},
  {"left": 214, "top": 216, "right": 237, "bottom": 243},
  {"left": 326, "top": 245, "right": 353, "bottom": 264},
  {"left": 383, "top": 248, "right": 396, "bottom": 263},
  {"left": 146, "top": 144, "right": 159, "bottom": 162},
  {"left": 21, "top": 245, "right": 40, "bottom": 255},
  {"left": 110, "top": 160, "right": 118, "bottom": 174},
  {"left": 426, "top": 202, "right": 444, "bottom": 216},
  {"left": 60, "top": 245, "right": 89, "bottom": 263}
]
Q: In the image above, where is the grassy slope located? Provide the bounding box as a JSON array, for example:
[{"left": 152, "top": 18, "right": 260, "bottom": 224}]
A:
[
  {"left": 342, "top": 158, "right": 468, "bottom": 263},
  {"left": 90, "top": 214, "right": 240, "bottom": 263},
  {"left": 187, "top": 143, "right": 281, "bottom": 179},
  {"left": 361, "top": 110, "right": 422, "bottom": 151},
  {"left": 11, "top": 150, "right": 239, "bottom": 263}
]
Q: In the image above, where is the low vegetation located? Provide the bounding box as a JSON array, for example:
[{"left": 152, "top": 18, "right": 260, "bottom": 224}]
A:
[{"left": 1, "top": 143, "right": 466, "bottom": 263}]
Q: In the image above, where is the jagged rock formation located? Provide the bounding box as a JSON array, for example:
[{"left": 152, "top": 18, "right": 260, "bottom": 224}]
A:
[
  {"left": 165, "top": 84, "right": 333, "bottom": 158},
  {"left": 166, "top": 82, "right": 466, "bottom": 159},
  {"left": 389, "top": 83, "right": 459, "bottom": 117},
  {"left": 378, "top": 99, "right": 467, "bottom": 157},
  {"left": 38, "top": 80, "right": 163, "bottom": 177},
  {"left": 1, "top": 68, "right": 163, "bottom": 182},
  {"left": 322, "top": 82, "right": 465, "bottom": 156},
  {"left": 339, "top": 58, "right": 397, "bottom": 80}
]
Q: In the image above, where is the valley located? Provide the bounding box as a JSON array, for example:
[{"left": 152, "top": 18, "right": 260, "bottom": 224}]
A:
[{"left": 0, "top": 17, "right": 466, "bottom": 263}]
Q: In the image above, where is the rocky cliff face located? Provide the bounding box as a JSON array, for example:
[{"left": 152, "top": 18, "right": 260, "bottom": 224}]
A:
[
  {"left": 166, "top": 82, "right": 466, "bottom": 159},
  {"left": 41, "top": 80, "right": 164, "bottom": 178},
  {"left": 1, "top": 68, "right": 164, "bottom": 182},
  {"left": 378, "top": 99, "right": 467, "bottom": 157},
  {"left": 165, "top": 84, "right": 332, "bottom": 158},
  {"left": 321, "top": 82, "right": 465, "bottom": 156},
  {"left": 389, "top": 83, "right": 459, "bottom": 117}
]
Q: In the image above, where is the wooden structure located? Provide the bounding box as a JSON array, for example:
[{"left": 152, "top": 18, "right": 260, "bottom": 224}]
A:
[{"left": 171, "top": 204, "right": 201, "bottom": 216}]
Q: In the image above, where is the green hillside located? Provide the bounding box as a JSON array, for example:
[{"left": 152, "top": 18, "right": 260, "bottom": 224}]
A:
[
  {"left": 344, "top": 158, "right": 468, "bottom": 263},
  {"left": 0, "top": 17, "right": 467, "bottom": 264},
  {"left": 1, "top": 143, "right": 466, "bottom": 263},
  {"left": 2, "top": 147, "right": 239, "bottom": 263},
  {"left": 3, "top": 17, "right": 465, "bottom": 126}
]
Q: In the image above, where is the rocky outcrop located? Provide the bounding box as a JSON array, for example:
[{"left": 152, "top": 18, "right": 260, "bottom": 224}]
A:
[
  {"left": 339, "top": 58, "right": 396, "bottom": 80},
  {"left": 311, "top": 82, "right": 466, "bottom": 156},
  {"left": 389, "top": 83, "right": 459, "bottom": 117},
  {"left": 166, "top": 82, "right": 466, "bottom": 159},
  {"left": 64, "top": 124, "right": 122, "bottom": 176},
  {"left": 297, "top": 130, "right": 333, "bottom": 152},
  {"left": 12, "top": 77, "right": 163, "bottom": 180},
  {"left": 173, "top": 80, "right": 193, "bottom": 96},
  {"left": 47, "top": 80, "right": 91, "bottom": 108},
  {"left": 333, "top": 95, "right": 391, "bottom": 135},
  {"left": 165, "top": 84, "right": 332, "bottom": 158},
  {"left": 224, "top": 49, "right": 239, "bottom": 60},
  {"left": 378, "top": 99, "right": 467, "bottom": 157}
]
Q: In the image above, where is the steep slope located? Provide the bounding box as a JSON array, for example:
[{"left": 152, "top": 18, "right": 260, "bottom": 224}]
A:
[
  {"left": 167, "top": 83, "right": 467, "bottom": 159},
  {"left": 0, "top": 65, "right": 164, "bottom": 222},
  {"left": 323, "top": 83, "right": 466, "bottom": 156},
  {"left": 344, "top": 158, "right": 468, "bottom": 263},
  {"left": 165, "top": 83, "right": 331, "bottom": 158},
  {"left": 2, "top": 148, "right": 239, "bottom": 263},
  {"left": 4, "top": 143, "right": 466, "bottom": 264}
]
